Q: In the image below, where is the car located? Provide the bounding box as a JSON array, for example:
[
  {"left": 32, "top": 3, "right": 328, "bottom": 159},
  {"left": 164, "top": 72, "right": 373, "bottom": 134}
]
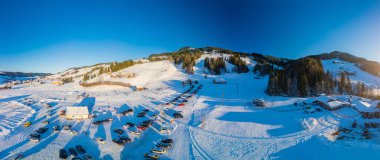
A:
[
  {"left": 123, "top": 122, "right": 135, "bottom": 128},
  {"left": 71, "top": 157, "right": 82, "bottom": 160},
  {"left": 156, "top": 142, "right": 172, "bottom": 149},
  {"left": 70, "top": 130, "right": 79, "bottom": 135},
  {"left": 76, "top": 145, "right": 86, "bottom": 154},
  {"left": 9, "top": 153, "right": 23, "bottom": 160},
  {"left": 143, "top": 109, "right": 150, "bottom": 112},
  {"left": 36, "top": 127, "right": 48, "bottom": 134},
  {"left": 120, "top": 136, "right": 132, "bottom": 143},
  {"left": 137, "top": 112, "right": 146, "bottom": 117},
  {"left": 42, "top": 120, "right": 49, "bottom": 124},
  {"left": 113, "top": 129, "right": 124, "bottom": 134},
  {"left": 63, "top": 125, "right": 72, "bottom": 130},
  {"left": 173, "top": 112, "right": 183, "bottom": 118},
  {"left": 160, "top": 127, "right": 171, "bottom": 133},
  {"left": 142, "top": 120, "right": 154, "bottom": 125},
  {"left": 178, "top": 103, "right": 185, "bottom": 107},
  {"left": 24, "top": 121, "right": 32, "bottom": 127},
  {"left": 83, "top": 154, "right": 93, "bottom": 160},
  {"left": 29, "top": 134, "right": 41, "bottom": 142},
  {"left": 144, "top": 153, "right": 159, "bottom": 159},
  {"left": 53, "top": 125, "right": 60, "bottom": 131},
  {"left": 95, "top": 137, "right": 106, "bottom": 144},
  {"left": 68, "top": 148, "right": 78, "bottom": 156},
  {"left": 112, "top": 138, "right": 124, "bottom": 145},
  {"left": 59, "top": 149, "right": 68, "bottom": 159},
  {"left": 112, "top": 137, "right": 131, "bottom": 145},
  {"left": 137, "top": 125, "right": 148, "bottom": 131},
  {"left": 130, "top": 130, "right": 142, "bottom": 135},
  {"left": 151, "top": 147, "right": 166, "bottom": 154},
  {"left": 92, "top": 121, "right": 102, "bottom": 125},
  {"left": 161, "top": 138, "right": 173, "bottom": 144},
  {"left": 107, "top": 117, "right": 114, "bottom": 121}
]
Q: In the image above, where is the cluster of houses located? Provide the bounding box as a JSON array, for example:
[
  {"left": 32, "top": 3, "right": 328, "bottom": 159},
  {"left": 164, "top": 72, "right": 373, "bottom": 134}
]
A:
[{"left": 306, "top": 95, "right": 380, "bottom": 119}]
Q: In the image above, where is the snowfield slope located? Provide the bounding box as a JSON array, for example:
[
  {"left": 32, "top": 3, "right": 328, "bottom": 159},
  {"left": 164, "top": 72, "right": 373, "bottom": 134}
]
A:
[{"left": 1, "top": 58, "right": 380, "bottom": 160}]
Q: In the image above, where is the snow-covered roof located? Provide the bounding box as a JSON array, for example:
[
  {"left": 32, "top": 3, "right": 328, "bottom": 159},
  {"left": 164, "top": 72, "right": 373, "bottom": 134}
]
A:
[
  {"left": 66, "top": 106, "right": 89, "bottom": 115},
  {"left": 353, "top": 100, "right": 376, "bottom": 112},
  {"left": 314, "top": 96, "right": 334, "bottom": 103},
  {"left": 214, "top": 78, "right": 226, "bottom": 82}
]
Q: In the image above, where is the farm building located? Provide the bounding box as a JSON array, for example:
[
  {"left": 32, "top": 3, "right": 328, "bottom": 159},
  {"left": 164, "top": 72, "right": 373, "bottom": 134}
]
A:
[
  {"left": 213, "top": 78, "right": 226, "bottom": 84},
  {"left": 313, "top": 96, "right": 349, "bottom": 111},
  {"left": 66, "top": 106, "right": 89, "bottom": 120},
  {"left": 352, "top": 99, "right": 380, "bottom": 119}
]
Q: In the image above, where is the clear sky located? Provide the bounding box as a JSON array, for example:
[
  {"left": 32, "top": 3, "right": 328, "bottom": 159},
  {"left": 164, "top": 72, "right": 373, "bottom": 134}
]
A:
[{"left": 1, "top": 0, "right": 380, "bottom": 73}]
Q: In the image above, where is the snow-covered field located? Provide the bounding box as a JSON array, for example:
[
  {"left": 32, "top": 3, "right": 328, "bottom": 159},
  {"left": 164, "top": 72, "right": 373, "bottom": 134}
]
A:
[{"left": 1, "top": 60, "right": 380, "bottom": 159}]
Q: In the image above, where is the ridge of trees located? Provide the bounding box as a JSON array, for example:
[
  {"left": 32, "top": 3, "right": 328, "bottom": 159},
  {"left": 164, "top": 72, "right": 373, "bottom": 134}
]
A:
[
  {"left": 204, "top": 57, "right": 226, "bottom": 75},
  {"left": 228, "top": 54, "right": 249, "bottom": 73}
]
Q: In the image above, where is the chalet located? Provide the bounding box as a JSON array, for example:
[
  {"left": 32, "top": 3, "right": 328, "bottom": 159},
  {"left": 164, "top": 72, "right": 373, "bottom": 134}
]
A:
[
  {"left": 66, "top": 106, "right": 89, "bottom": 120},
  {"left": 352, "top": 99, "right": 380, "bottom": 119},
  {"left": 213, "top": 78, "right": 226, "bottom": 84},
  {"left": 313, "top": 96, "right": 348, "bottom": 111}
]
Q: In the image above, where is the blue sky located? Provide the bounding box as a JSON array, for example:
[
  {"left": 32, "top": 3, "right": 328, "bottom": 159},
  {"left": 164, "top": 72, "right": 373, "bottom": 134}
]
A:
[{"left": 1, "top": 0, "right": 380, "bottom": 73}]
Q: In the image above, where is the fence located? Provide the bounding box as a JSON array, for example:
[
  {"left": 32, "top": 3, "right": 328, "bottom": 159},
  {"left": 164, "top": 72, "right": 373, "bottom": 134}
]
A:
[{"left": 80, "top": 81, "right": 131, "bottom": 87}]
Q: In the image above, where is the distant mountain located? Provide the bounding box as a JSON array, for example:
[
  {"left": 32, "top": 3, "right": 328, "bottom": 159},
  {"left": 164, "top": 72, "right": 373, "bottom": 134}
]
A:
[{"left": 0, "top": 71, "right": 51, "bottom": 84}]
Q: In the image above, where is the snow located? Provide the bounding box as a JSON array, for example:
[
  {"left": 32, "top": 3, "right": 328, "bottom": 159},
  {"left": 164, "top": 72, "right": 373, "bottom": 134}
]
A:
[
  {"left": 1, "top": 59, "right": 380, "bottom": 159},
  {"left": 322, "top": 58, "right": 380, "bottom": 88}
]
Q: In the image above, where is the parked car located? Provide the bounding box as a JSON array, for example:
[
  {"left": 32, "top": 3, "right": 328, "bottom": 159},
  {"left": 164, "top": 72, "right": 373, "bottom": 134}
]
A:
[
  {"left": 76, "top": 145, "right": 86, "bottom": 154},
  {"left": 29, "top": 134, "right": 41, "bottom": 142},
  {"left": 112, "top": 136, "right": 131, "bottom": 145},
  {"left": 68, "top": 148, "right": 78, "bottom": 156},
  {"left": 143, "top": 109, "right": 150, "bottom": 112},
  {"left": 161, "top": 139, "right": 173, "bottom": 144},
  {"left": 123, "top": 122, "right": 135, "bottom": 128},
  {"left": 83, "top": 154, "right": 93, "bottom": 160},
  {"left": 137, "top": 125, "right": 148, "bottom": 131},
  {"left": 113, "top": 128, "right": 124, "bottom": 134},
  {"left": 42, "top": 120, "right": 49, "bottom": 124},
  {"left": 92, "top": 121, "right": 102, "bottom": 125},
  {"left": 24, "top": 121, "right": 32, "bottom": 127},
  {"left": 137, "top": 112, "right": 146, "bottom": 117},
  {"left": 36, "top": 127, "right": 48, "bottom": 134},
  {"left": 53, "top": 125, "right": 60, "bottom": 131},
  {"left": 144, "top": 153, "right": 159, "bottom": 159},
  {"left": 59, "top": 149, "right": 68, "bottom": 159},
  {"left": 156, "top": 142, "right": 172, "bottom": 149},
  {"left": 70, "top": 130, "right": 79, "bottom": 135},
  {"left": 71, "top": 157, "right": 82, "bottom": 160},
  {"left": 9, "top": 153, "right": 23, "bottom": 160},
  {"left": 160, "top": 127, "right": 171, "bottom": 133},
  {"left": 120, "top": 136, "right": 132, "bottom": 143},
  {"left": 151, "top": 147, "right": 167, "bottom": 154},
  {"left": 173, "top": 112, "right": 183, "bottom": 118},
  {"left": 95, "top": 137, "right": 106, "bottom": 144},
  {"left": 63, "top": 125, "right": 72, "bottom": 130},
  {"left": 130, "top": 130, "right": 142, "bottom": 135}
]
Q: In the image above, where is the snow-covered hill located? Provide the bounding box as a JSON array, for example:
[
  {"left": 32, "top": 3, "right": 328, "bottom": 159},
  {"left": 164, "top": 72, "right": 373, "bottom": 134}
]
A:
[
  {"left": 323, "top": 58, "right": 380, "bottom": 88},
  {"left": 2, "top": 49, "right": 380, "bottom": 159}
]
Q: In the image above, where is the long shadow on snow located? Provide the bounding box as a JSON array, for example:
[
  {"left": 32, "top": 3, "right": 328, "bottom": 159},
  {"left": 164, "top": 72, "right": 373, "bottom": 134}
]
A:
[
  {"left": 0, "top": 94, "right": 30, "bottom": 103},
  {"left": 22, "top": 132, "right": 59, "bottom": 159},
  {"left": 63, "top": 133, "right": 101, "bottom": 159},
  {"left": 76, "top": 97, "right": 96, "bottom": 112}
]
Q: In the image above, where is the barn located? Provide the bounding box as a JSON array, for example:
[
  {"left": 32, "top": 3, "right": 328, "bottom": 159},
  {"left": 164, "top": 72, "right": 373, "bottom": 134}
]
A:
[{"left": 66, "top": 106, "right": 89, "bottom": 120}]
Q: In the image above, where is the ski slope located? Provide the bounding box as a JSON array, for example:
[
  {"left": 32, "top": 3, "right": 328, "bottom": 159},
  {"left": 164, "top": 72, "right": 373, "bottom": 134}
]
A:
[{"left": 1, "top": 59, "right": 380, "bottom": 159}]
